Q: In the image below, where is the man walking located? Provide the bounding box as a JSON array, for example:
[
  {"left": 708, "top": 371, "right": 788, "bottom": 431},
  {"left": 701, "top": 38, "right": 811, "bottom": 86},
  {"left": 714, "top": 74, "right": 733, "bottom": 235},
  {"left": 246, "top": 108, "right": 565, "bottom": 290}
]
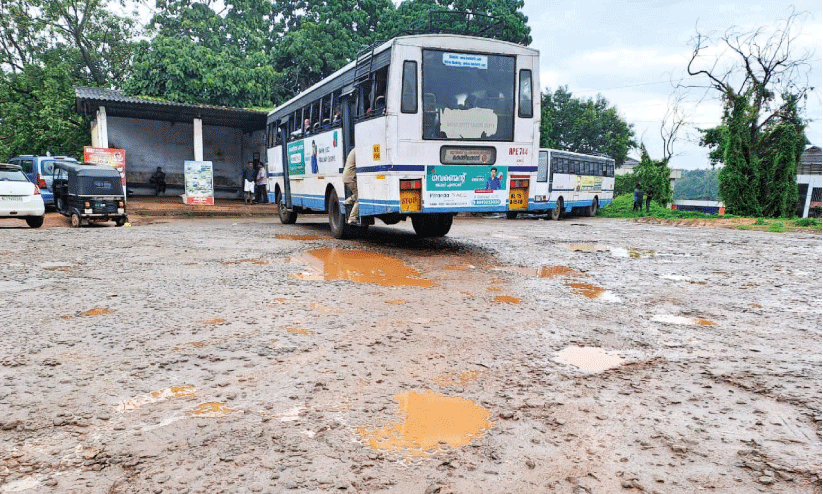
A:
[{"left": 243, "top": 162, "right": 255, "bottom": 205}]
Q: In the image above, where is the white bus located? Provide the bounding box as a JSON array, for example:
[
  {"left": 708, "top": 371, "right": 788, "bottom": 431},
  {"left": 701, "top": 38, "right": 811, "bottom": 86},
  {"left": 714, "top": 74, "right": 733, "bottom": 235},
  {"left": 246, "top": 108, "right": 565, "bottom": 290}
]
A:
[
  {"left": 511, "top": 148, "right": 615, "bottom": 220},
  {"left": 265, "top": 33, "right": 540, "bottom": 237}
]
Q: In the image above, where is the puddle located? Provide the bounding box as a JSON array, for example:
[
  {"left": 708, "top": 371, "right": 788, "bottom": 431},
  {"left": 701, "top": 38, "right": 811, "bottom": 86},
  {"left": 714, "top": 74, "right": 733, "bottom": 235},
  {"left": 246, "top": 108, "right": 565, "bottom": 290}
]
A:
[
  {"left": 291, "top": 248, "right": 437, "bottom": 287},
  {"left": 434, "top": 370, "right": 482, "bottom": 387},
  {"left": 610, "top": 247, "right": 656, "bottom": 258},
  {"left": 116, "top": 385, "right": 196, "bottom": 412},
  {"left": 385, "top": 299, "right": 405, "bottom": 305},
  {"left": 493, "top": 295, "right": 521, "bottom": 304},
  {"left": 566, "top": 243, "right": 606, "bottom": 252},
  {"left": 444, "top": 263, "right": 476, "bottom": 271},
  {"left": 222, "top": 258, "right": 268, "bottom": 265},
  {"left": 357, "top": 390, "right": 493, "bottom": 457},
  {"left": 287, "top": 327, "right": 314, "bottom": 335},
  {"left": 536, "top": 266, "right": 585, "bottom": 278},
  {"left": 77, "top": 308, "right": 114, "bottom": 317},
  {"left": 275, "top": 234, "right": 327, "bottom": 240},
  {"left": 652, "top": 314, "right": 717, "bottom": 326},
  {"left": 203, "top": 318, "right": 225, "bottom": 325},
  {"left": 565, "top": 282, "right": 603, "bottom": 299},
  {"left": 186, "top": 402, "right": 234, "bottom": 417},
  {"left": 557, "top": 346, "right": 624, "bottom": 372},
  {"left": 487, "top": 287, "right": 502, "bottom": 293}
]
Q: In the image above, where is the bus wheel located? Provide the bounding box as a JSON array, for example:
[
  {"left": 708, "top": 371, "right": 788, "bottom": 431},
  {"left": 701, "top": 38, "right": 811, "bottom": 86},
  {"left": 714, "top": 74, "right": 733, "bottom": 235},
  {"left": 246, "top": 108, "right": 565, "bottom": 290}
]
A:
[
  {"left": 328, "top": 189, "right": 351, "bottom": 239},
  {"left": 277, "top": 190, "right": 297, "bottom": 224},
  {"left": 587, "top": 198, "right": 599, "bottom": 217},
  {"left": 551, "top": 198, "right": 564, "bottom": 221},
  {"left": 71, "top": 212, "right": 82, "bottom": 228},
  {"left": 412, "top": 213, "right": 452, "bottom": 237},
  {"left": 505, "top": 212, "right": 518, "bottom": 220}
]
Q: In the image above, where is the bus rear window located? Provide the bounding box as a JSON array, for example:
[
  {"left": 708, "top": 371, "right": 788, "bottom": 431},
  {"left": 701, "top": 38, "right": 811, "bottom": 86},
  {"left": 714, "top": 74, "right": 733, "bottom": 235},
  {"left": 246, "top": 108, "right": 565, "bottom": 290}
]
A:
[{"left": 422, "top": 50, "right": 515, "bottom": 141}]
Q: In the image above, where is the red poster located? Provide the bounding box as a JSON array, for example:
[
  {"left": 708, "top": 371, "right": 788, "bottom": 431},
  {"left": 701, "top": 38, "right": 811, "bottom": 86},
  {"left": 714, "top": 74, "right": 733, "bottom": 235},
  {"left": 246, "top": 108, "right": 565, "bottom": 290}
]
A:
[
  {"left": 184, "top": 196, "right": 214, "bottom": 205},
  {"left": 84, "top": 147, "right": 126, "bottom": 186}
]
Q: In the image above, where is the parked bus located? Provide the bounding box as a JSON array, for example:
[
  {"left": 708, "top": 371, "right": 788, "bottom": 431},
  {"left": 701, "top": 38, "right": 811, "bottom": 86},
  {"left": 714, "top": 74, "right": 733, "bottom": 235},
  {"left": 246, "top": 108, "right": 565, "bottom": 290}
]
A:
[
  {"left": 265, "top": 31, "right": 540, "bottom": 238},
  {"left": 507, "top": 148, "right": 614, "bottom": 220}
]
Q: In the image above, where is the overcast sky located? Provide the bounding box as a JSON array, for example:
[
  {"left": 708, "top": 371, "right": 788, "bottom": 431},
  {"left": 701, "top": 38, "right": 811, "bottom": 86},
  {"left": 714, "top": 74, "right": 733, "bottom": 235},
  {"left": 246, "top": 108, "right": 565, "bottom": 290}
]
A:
[{"left": 521, "top": 1, "right": 822, "bottom": 169}]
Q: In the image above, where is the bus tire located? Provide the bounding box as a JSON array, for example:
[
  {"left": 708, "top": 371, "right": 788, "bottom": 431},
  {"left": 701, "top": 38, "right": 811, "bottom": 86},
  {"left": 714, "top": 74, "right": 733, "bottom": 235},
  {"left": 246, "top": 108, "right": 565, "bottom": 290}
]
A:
[
  {"left": 551, "top": 198, "right": 564, "bottom": 221},
  {"left": 328, "top": 189, "right": 351, "bottom": 239},
  {"left": 71, "top": 212, "right": 82, "bottom": 228},
  {"left": 505, "top": 212, "right": 518, "bottom": 220},
  {"left": 412, "top": 213, "right": 452, "bottom": 237},
  {"left": 587, "top": 197, "right": 599, "bottom": 217},
  {"left": 277, "top": 189, "right": 297, "bottom": 224}
]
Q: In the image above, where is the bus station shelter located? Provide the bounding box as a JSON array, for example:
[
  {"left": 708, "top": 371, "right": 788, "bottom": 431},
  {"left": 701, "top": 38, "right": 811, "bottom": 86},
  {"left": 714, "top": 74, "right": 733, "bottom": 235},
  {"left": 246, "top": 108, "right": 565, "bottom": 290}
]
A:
[{"left": 74, "top": 86, "right": 268, "bottom": 198}]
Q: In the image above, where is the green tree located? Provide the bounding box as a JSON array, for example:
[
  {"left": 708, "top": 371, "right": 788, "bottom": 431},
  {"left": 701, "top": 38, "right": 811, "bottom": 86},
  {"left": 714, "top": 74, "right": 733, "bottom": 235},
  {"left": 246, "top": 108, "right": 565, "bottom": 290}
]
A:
[
  {"left": 673, "top": 169, "right": 720, "bottom": 201},
  {"left": 633, "top": 144, "right": 672, "bottom": 205},
  {"left": 688, "top": 10, "right": 810, "bottom": 217},
  {"left": 540, "top": 86, "right": 635, "bottom": 167}
]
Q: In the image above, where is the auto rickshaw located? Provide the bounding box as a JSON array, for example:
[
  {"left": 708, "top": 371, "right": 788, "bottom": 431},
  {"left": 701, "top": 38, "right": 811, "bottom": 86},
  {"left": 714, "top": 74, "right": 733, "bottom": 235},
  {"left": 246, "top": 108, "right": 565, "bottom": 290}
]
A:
[{"left": 52, "top": 162, "right": 128, "bottom": 227}]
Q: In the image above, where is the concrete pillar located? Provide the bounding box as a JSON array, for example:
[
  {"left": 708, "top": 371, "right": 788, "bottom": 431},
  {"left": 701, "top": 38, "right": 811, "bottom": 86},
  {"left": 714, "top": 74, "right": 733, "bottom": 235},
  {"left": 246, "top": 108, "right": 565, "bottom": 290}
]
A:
[
  {"left": 193, "top": 118, "right": 203, "bottom": 161},
  {"left": 96, "top": 106, "right": 108, "bottom": 148}
]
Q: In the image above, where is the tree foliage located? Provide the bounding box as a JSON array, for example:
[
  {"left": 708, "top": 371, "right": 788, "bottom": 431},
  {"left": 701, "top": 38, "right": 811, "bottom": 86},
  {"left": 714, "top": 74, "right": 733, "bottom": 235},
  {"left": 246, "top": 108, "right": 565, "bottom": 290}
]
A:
[
  {"left": 540, "top": 86, "right": 635, "bottom": 167},
  {"left": 632, "top": 144, "right": 672, "bottom": 205},
  {"left": 688, "top": 10, "right": 811, "bottom": 217}
]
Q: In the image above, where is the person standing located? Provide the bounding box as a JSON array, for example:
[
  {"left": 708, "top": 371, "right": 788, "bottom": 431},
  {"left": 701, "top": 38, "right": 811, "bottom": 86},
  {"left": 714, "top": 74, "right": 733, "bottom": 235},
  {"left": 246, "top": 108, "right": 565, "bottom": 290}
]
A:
[
  {"left": 243, "top": 161, "right": 255, "bottom": 204},
  {"left": 645, "top": 186, "right": 653, "bottom": 213},
  {"left": 149, "top": 167, "right": 166, "bottom": 195},
  {"left": 254, "top": 162, "right": 268, "bottom": 204},
  {"left": 633, "top": 184, "right": 642, "bottom": 212},
  {"left": 342, "top": 149, "right": 358, "bottom": 224}
]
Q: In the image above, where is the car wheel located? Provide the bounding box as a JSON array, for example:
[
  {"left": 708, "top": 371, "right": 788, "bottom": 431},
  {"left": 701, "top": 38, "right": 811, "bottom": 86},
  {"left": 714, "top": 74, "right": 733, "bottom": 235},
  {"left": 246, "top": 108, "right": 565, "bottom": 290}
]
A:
[
  {"left": 26, "top": 216, "right": 44, "bottom": 228},
  {"left": 71, "top": 212, "right": 81, "bottom": 228}
]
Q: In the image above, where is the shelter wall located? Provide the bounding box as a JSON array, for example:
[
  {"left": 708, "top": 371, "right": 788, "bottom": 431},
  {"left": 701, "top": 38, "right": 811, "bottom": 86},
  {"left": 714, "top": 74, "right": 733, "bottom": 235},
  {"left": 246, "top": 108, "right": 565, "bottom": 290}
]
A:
[{"left": 106, "top": 117, "right": 265, "bottom": 196}]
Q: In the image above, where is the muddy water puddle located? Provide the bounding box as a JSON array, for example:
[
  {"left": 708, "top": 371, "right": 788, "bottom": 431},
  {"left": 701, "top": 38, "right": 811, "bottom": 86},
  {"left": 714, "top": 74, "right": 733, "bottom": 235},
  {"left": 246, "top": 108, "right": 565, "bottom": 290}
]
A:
[
  {"left": 186, "top": 402, "right": 234, "bottom": 417},
  {"left": 493, "top": 295, "right": 521, "bottom": 304},
  {"left": 610, "top": 247, "right": 656, "bottom": 258},
  {"left": 652, "top": 314, "right": 717, "bottom": 326},
  {"left": 564, "top": 281, "right": 621, "bottom": 302},
  {"left": 291, "top": 248, "right": 437, "bottom": 287},
  {"left": 287, "top": 326, "right": 314, "bottom": 335},
  {"left": 116, "top": 385, "right": 196, "bottom": 412},
  {"left": 557, "top": 347, "right": 624, "bottom": 372},
  {"left": 357, "top": 390, "right": 493, "bottom": 457}
]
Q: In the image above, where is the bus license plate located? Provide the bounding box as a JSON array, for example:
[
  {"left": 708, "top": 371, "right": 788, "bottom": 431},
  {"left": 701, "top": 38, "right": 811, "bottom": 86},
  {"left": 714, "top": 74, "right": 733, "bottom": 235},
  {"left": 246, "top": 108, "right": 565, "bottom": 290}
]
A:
[
  {"left": 509, "top": 188, "right": 528, "bottom": 210},
  {"left": 400, "top": 190, "right": 421, "bottom": 212}
]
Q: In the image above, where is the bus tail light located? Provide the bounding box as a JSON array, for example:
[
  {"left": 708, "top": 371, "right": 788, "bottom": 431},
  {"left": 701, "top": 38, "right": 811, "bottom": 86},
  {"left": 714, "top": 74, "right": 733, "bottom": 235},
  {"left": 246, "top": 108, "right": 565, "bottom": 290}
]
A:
[
  {"left": 510, "top": 179, "right": 529, "bottom": 188},
  {"left": 400, "top": 179, "right": 422, "bottom": 190}
]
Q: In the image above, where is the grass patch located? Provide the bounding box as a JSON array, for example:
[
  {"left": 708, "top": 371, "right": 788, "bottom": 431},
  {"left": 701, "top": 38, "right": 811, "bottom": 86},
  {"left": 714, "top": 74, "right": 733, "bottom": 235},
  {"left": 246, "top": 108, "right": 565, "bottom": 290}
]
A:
[
  {"left": 754, "top": 217, "right": 766, "bottom": 225},
  {"left": 598, "top": 194, "right": 718, "bottom": 220},
  {"left": 792, "top": 217, "right": 822, "bottom": 229},
  {"left": 768, "top": 222, "right": 785, "bottom": 232}
]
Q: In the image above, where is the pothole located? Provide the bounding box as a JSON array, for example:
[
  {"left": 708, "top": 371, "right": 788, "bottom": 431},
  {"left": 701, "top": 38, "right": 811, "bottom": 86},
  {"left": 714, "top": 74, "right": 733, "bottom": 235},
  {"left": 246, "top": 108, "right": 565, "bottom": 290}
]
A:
[{"left": 291, "top": 248, "right": 437, "bottom": 287}]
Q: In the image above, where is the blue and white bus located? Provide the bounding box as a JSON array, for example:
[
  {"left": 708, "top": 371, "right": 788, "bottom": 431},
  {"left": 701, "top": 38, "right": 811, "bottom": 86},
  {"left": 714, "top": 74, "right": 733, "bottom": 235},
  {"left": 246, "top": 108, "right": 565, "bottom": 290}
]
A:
[{"left": 265, "top": 33, "right": 540, "bottom": 237}]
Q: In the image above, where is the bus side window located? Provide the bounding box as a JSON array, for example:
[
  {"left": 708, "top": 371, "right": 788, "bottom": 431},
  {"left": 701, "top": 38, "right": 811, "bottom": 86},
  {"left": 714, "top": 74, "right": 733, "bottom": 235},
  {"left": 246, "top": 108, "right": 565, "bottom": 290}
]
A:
[
  {"left": 518, "top": 70, "right": 533, "bottom": 118},
  {"left": 401, "top": 61, "right": 418, "bottom": 113}
]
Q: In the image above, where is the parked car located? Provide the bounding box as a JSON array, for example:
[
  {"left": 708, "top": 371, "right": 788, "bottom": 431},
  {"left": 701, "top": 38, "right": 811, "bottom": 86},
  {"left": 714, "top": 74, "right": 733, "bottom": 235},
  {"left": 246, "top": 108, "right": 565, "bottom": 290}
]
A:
[
  {"left": 6, "top": 155, "right": 78, "bottom": 208},
  {"left": 52, "top": 162, "right": 127, "bottom": 227},
  {"left": 0, "top": 163, "right": 45, "bottom": 228}
]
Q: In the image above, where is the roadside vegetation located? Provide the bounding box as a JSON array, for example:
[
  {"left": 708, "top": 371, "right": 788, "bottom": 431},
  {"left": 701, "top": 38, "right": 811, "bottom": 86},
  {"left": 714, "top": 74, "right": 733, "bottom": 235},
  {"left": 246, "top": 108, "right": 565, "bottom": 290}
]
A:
[{"left": 599, "top": 194, "right": 821, "bottom": 233}]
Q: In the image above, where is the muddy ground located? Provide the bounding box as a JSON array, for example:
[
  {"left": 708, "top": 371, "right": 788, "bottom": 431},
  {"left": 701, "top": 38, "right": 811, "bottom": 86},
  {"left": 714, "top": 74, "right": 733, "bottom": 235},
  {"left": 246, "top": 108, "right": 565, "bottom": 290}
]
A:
[{"left": 1, "top": 212, "right": 820, "bottom": 494}]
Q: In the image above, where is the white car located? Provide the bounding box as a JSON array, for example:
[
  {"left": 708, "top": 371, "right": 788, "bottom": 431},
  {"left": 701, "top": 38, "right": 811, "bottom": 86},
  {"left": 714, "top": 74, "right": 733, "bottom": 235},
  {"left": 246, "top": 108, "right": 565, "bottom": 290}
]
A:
[{"left": 0, "top": 163, "right": 45, "bottom": 228}]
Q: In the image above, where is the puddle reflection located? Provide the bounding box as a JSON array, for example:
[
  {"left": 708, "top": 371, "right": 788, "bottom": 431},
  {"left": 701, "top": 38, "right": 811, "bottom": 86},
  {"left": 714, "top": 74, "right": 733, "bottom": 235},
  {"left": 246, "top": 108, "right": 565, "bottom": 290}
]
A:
[
  {"left": 557, "top": 346, "right": 624, "bottom": 372},
  {"left": 357, "top": 390, "right": 493, "bottom": 456},
  {"left": 291, "top": 248, "right": 437, "bottom": 287}
]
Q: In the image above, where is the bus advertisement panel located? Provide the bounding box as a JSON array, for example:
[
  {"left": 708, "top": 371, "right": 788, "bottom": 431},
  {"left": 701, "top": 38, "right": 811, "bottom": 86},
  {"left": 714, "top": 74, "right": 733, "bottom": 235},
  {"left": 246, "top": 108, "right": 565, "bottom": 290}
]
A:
[{"left": 424, "top": 165, "right": 508, "bottom": 209}]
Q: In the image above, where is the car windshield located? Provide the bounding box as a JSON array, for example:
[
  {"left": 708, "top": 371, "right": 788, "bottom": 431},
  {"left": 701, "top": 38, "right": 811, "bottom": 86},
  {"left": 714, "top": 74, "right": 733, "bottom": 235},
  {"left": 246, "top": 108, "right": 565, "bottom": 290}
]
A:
[
  {"left": 0, "top": 169, "right": 28, "bottom": 181},
  {"left": 422, "top": 50, "right": 515, "bottom": 141}
]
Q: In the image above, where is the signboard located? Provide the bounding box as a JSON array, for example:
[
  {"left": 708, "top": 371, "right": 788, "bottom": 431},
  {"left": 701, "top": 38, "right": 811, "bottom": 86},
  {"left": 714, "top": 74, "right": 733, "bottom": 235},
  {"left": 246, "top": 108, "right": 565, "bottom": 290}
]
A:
[
  {"left": 442, "top": 53, "right": 488, "bottom": 69},
  {"left": 425, "top": 165, "right": 509, "bottom": 208},
  {"left": 287, "top": 131, "right": 343, "bottom": 176},
  {"left": 576, "top": 175, "right": 603, "bottom": 193},
  {"left": 183, "top": 160, "right": 214, "bottom": 205},
  {"left": 84, "top": 146, "right": 126, "bottom": 186}
]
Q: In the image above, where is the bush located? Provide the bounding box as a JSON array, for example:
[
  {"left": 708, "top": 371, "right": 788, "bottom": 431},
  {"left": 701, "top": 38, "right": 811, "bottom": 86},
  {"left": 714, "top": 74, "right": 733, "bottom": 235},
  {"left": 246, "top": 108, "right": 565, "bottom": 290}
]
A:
[
  {"left": 792, "top": 217, "right": 821, "bottom": 228},
  {"left": 598, "top": 194, "right": 717, "bottom": 219},
  {"left": 768, "top": 222, "right": 785, "bottom": 232}
]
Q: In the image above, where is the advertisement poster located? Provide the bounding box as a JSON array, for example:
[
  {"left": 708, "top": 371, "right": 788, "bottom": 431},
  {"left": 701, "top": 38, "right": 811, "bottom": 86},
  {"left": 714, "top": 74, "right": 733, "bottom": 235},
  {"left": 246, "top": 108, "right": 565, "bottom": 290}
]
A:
[
  {"left": 288, "top": 131, "right": 342, "bottom": 176},
  {"left": 576, "top": 175, "right": 603, "bottom": 193},
  {"left": 425, "top": 165, "right": 509, "bottom": 208},
  {"left": 183, "top": 160, "right": 214, "bottom": 205},
  {"left": 83, "top": 146, "right": 126, "bottom": 186}
]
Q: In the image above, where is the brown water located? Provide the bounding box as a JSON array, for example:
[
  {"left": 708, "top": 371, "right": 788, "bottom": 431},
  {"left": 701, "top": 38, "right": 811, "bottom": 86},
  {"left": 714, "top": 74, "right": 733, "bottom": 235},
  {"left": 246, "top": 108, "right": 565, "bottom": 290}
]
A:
[
  {"left": 557, "top": 347, "right": 624, "bottom": 372},
  {"left": 385, "top": 299, "right": 406, "bottom": 305},
  {"left": 565, "top": 281, "right": 606, "bottom": 299},
  {"left": 78, "top": 308, "right": 114, "bottom": 317},
  {"left": 493, "top": 295, "right": 521, "bottom": 304},
  {"left": 186, "top": 402, "right": 234, "bottom": 417},
  {"left": 287, "top": 327, "right": 313, "bottom": 335},
  {"left": 292, "top": 248, "right": 437, "bottom": 287},
  {"left": 357, "top": 390, "right": 493, "bottom": 456}
]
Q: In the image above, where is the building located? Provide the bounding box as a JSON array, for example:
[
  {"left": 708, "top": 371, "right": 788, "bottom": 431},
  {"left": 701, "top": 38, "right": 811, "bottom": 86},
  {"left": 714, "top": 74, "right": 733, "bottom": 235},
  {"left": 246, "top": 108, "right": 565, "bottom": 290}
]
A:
[
  {"left": 797, "top": 145, "right": 821, "bottom": 218},
  {"left": 74, "top": 87, "right": 267, "bottom": 197}
]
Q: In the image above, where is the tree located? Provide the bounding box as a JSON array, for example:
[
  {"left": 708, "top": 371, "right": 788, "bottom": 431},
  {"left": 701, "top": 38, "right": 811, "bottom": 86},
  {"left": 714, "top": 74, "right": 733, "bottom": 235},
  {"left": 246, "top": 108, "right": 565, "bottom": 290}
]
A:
[
  {"left": 540, "top": 86, "right": 635, "bottom": 167},
  {"left": 0, "top": 0, "right": 138, "bottom": 160},
  {"left": 687, "top": 9, "right": 811, "bottom": 217},
  {"left": 673, "top": 169, "right": 720, "bottom": 201},
  {"left": 633, "top": 144, "right": 672, "bottom": 205}
]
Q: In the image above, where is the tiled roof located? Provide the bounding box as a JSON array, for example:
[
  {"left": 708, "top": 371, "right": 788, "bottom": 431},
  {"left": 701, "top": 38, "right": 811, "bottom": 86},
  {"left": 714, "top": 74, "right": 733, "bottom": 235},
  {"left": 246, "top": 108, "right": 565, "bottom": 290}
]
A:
[{"left": 75, "top": 86, "right": 267, "bottom": 132}]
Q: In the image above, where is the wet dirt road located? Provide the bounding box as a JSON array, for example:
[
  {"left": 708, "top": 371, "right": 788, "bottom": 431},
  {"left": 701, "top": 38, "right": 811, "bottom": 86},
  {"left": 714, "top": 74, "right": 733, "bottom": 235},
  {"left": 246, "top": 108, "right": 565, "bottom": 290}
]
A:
[{"left": 1, "top": 214, "right": 820, "bottom": 493}]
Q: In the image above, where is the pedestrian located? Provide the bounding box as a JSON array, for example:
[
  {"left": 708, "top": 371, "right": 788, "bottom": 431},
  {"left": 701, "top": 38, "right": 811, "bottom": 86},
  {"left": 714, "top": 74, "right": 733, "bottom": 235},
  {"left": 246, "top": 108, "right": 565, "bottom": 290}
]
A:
[
  {"left": 342, "top": 149, "right": 358, "bottom": 224},
  {"left": 633, "top": 184, "right": 642, "bottom": 212},
  {"left": 254, "top": 162, "right": 268, "bottom": 204},
  {"left": 243, "top": 161, "right": 255, "bottom": 205},
  {"left": 645, "top": 186, "right": 653, "bottom": 213},
  {"left": 149, "top": 167, "right": 166, "bottom": 196}
]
